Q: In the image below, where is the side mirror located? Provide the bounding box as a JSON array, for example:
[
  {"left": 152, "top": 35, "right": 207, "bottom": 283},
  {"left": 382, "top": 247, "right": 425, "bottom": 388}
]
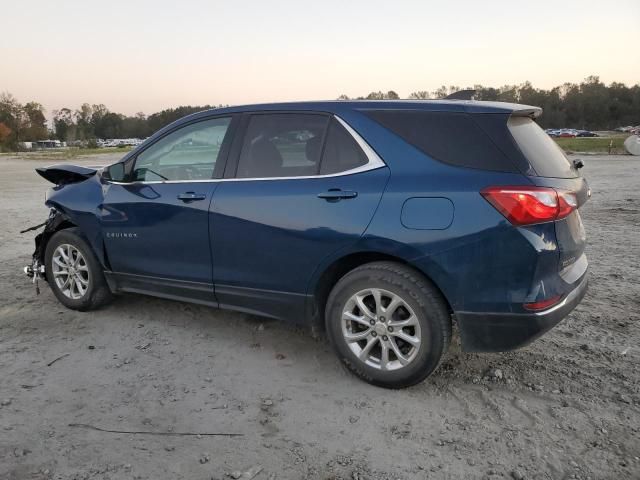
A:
[{"left": 105, "top": 162, "right": 126, "bottom": 182}]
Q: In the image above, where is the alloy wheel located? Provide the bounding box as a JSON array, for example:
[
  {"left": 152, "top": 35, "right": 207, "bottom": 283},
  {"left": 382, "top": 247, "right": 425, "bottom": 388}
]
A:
[
  {"left": 52, "top": 244, "right": 90, "bottom": 300},
  {"left": 341, "top": 288, "right": 422, "bottom": 371}
]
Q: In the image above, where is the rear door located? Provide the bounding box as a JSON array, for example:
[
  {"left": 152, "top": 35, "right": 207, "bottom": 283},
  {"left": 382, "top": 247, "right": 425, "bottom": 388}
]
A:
[{"left": 209, "top": 112, "right": 389, "bottom": 321}]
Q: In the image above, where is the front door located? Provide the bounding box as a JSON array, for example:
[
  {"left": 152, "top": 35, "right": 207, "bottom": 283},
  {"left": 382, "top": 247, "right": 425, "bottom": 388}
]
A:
[
  {"left": 210, "top": 113, "right": 389, "bottom": 321},
  {"left": 100, "top": 116, "right": 233, "bottom": 300}
]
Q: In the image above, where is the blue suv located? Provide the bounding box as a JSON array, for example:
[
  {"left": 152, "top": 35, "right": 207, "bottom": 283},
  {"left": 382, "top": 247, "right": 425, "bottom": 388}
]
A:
[{"left": 25, "top": 100, "right": 589, "bottom": 387}]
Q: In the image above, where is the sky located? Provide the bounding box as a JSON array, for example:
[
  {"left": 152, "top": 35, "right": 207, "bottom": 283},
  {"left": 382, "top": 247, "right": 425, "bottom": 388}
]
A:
[{"left": 2, "top": 0, "right": 639, "bottom": 117}]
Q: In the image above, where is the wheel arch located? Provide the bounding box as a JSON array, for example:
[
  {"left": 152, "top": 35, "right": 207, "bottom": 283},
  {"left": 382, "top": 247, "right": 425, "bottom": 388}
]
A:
[
  {"left": 35, "top": 209, "right": 110, "bottom": 273},
  {"left": 306, "top": 250, "right": 453, "bottom": 331},
  {"left": 34, "top": 210, "right": 76, "bottom": 264}
]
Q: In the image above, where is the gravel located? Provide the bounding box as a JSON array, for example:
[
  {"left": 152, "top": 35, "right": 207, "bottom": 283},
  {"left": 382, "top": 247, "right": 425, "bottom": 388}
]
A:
[{"left": 0, "top": 153, "right": 638, "bottom": 479}]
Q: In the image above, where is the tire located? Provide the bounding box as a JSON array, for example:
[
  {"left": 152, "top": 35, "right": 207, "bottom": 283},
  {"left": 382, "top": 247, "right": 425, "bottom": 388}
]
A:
[
  {"left": 44, "top": 228, "right": 112, "bottom": 311},
  {"left": 325, "top": 261, "right": 451, "bottom": 388}
]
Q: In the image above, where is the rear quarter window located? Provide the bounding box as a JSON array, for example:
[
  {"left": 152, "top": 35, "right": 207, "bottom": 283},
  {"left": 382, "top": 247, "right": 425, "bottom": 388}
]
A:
[
  {"left": 362, "top": 110, "right": 518, "bottom": 173},
  {"left": 319, "top": 119, "right": 368, "bottom": 175},
  {"left": 508, "top": 117, "right": 577, "bottom": 178}
]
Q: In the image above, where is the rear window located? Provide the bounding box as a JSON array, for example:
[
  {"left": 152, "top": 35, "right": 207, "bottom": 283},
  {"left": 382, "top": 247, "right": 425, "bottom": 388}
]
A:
[
  {"left": 362, "top": 110, "right": 518, "bottom": 173},
  {"left": 236, "top": 113, "right": 329, "bottom": 178},
  {"left": 508, "top": 117, "right": 577, "bottom": 178}
]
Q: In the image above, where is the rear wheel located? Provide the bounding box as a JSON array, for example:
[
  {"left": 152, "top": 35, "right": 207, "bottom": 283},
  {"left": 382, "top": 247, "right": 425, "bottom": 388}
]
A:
[
  {"left": 45, "top": 228, "right": 112, "bottom": 311},
  {"left": 325, "top": 261, "right": 451, "bottom": 388}
]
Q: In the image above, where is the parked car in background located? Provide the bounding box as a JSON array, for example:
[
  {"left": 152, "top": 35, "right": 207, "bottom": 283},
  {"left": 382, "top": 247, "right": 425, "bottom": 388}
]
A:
[
  {"left": 558, "top": 129, "right": 579, "bottom": 138},
  {"left": 545, "top": 129, "right": 599, "bottom": 138},
  {"left": 576, "top": 130, "right": 598, "bottom": 137},
  {"left": 98, "top": 138, "right": 145, "bottom": 148},
  {"left": 24, "top": 100, "right": 589, "bottom": 388}
]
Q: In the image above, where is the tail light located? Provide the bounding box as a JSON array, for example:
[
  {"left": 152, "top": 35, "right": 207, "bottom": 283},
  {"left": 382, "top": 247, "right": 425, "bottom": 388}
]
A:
[
  {"left": 481, "top": 186, "right": 578, "bottom": 226},
  {"left": 523, "top": 295, "right": 563, "bottom": 311}
]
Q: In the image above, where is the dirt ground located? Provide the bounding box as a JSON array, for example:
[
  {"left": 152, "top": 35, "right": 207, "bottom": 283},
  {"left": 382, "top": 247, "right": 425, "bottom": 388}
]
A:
[{"left": 1, "top": 153, "right": 638, "bottom": 480}]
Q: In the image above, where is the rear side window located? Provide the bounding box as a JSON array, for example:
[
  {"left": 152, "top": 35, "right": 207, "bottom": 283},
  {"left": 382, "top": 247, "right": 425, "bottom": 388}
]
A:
[
  {"left": 362, "top": 110, "right": 517, "bottom": 172},
  {"left": 320, "top": 120, "right": 368, "bottom": 175},
  {"left": 237, "top": 114, "right": 329, "bottom": 178},
  {"left": 508, "top": 117, "right": 577, "bottom": 178}
]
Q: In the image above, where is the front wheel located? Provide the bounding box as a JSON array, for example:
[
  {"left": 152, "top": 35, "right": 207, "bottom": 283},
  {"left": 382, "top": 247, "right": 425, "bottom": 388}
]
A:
[
  {"left": 325, "top": 262, "right": 451, "bottom": 388},
  {"left": 44, "top": 228, "right": 112, "bottom": 311}
]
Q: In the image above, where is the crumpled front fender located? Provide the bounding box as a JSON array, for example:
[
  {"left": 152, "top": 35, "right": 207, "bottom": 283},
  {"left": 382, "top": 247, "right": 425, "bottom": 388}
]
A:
[{"left": 35, "top": 174, "right": 108, "bottom": 269}]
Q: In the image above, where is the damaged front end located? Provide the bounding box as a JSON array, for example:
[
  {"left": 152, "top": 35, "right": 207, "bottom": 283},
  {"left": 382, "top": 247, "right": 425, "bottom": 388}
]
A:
[
  {"left": 22, "top": 162, "right": 103, "bottom": 293},
  {"left": 22, "top": 208, "right": 73, "bottom": 294}
]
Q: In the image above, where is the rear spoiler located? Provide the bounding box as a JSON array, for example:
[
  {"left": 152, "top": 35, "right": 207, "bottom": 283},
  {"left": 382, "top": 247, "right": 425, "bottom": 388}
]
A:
[
  {"left": 445, "top": 91, "right": 543, "bottom": 118},
  {"left": 510, "top": 107, "right": 542, "bottom": 119}
]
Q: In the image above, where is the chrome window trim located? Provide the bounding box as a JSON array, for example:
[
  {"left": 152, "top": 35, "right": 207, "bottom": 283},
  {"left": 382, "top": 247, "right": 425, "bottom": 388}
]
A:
[{"left": 109, "top": 114, "right": 386, "bottom": 185}]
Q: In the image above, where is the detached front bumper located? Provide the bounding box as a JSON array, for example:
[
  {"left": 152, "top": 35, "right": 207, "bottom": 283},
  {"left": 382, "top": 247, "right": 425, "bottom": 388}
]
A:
[{"left": 456, "top": 273, "right": 588, "bottom": 352}]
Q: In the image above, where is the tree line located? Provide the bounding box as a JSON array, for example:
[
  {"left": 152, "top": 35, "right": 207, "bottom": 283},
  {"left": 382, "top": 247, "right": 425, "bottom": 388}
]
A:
[
  {"left": 0, "top": 94, "right": 225, "bottom": 151},
  {"left": 1, "top": 76, "right": 638, "bottom": 151},
  {"left": 0, "top": 94, "right": 49, "bottom": 151},
  {"left": 340, "top": 76, "right": 639, "bottom": 131},
  {"left": 50, "top": 103, "right": 226, "bottom": 146}
]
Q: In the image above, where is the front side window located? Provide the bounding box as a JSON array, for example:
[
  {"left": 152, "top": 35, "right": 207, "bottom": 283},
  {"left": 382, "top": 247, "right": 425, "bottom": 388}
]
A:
[
  {"left": 133, "top": 117, "right": 231, "bottom": 181},
  {"left": 236, "top": 114, "right": 329, "bottom": 178}
]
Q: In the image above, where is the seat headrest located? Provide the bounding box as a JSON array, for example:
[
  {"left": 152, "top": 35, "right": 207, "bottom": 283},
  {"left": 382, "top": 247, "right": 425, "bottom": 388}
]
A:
[
  {"left": 305, "top": 135, "right": 323, "bottom": 163},
  {"left": 247, "top": 137, "right": 283, "bottom": 177}
]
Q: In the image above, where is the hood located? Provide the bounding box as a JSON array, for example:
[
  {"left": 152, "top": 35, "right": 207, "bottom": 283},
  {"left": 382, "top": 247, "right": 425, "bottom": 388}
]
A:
[{"left": 36, "top": 164, "right": 98, "bottom": 185}]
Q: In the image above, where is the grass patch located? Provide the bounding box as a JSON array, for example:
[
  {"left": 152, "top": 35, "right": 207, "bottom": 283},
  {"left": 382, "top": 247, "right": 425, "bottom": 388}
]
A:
[{"left": 554, "top": 136, "right": 627, "bottom": 154}]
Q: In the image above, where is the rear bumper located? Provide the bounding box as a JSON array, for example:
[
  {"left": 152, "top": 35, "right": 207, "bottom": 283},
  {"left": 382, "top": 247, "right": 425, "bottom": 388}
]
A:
[{"left": 456, "top": 273, "right": 588, "bottom": 352}]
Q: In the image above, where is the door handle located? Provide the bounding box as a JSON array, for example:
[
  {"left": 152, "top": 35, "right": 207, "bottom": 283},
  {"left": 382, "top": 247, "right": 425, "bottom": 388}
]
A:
[
  {"left": 317, "top": 189, "right": 358, "bottom": 202},
  {"left": 177, "top": 192, "right": 207, "bottom": 202}
]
